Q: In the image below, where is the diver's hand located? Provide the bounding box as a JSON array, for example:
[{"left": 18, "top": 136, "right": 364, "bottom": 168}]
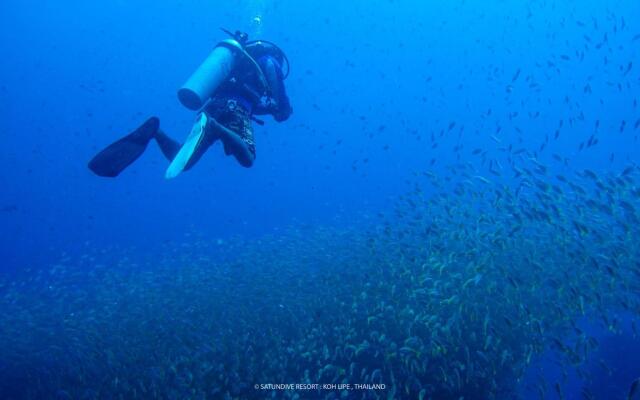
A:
[
  {"left": 274, "top": 104, "right": 292, "bottom": 122},
  {"left": 259, "top": 96, "right": 292, "bottom": 121},
  {"left": 259, "top": 96, "right": 277, "bottom": 112}
]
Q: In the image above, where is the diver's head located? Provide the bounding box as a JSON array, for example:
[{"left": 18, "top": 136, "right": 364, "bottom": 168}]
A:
[
  {"left": 244, "top": 41, "right": 280, "bottom": 63},
  {"left": 245, "top": 40, "right": 289, "bottom": 76},
  {"left": 220, "top": 27, "right": 290, "bottom": 78}
]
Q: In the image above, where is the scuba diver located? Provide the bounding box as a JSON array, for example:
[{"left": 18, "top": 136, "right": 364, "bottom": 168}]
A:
[{"left": 88, "top": 29, "right": 292, "bottom": 179}]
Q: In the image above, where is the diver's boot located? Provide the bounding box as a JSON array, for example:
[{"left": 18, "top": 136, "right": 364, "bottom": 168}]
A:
[
  {"left": 88, "top": 117, "right": 160, "bottom": 177},
  {"left": 165, "top": 113, "right": 211, "bottom": 179}
]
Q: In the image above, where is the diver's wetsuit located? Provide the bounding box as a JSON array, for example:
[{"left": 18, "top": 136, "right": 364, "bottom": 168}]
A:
[
  {"left": 88, "top": 44, "right": 291, "bottom": 178},
  {"left": 155, "top": 54, "right": 291, "bottom": 169}
]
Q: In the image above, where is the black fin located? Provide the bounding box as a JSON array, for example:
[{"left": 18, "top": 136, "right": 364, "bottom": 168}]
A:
[{"left": 88, "top": 117, "right": 160, "bottom": 177}]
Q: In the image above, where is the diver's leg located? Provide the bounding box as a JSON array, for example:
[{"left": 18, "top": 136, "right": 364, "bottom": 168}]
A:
[
  {"left": 154, "top": 129, "right": 180, "bottom": 161},
  {"left": 183, "top": 129, "right": 217, "bottom": 171},
  {"left": 164, "top": 113, "right": 220, "bottom": 178},
  {"left": 88, "top": 117, "right": 159, "bottom": 177},
  {"left": 155, "top": 127, "right": 216, "bottom": 171},
  {"left": 208, "top": 117, "right": 255, "bottom": 168}
]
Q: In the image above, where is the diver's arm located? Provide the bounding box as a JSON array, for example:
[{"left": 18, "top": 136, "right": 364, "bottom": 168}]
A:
[{"left": 261, "top": 56, "right": 292, "bottom": 122}]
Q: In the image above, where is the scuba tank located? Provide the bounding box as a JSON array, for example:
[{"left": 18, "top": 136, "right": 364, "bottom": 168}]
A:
[{"left": 177, "top": 29, "right": 289, "bottom": 111}]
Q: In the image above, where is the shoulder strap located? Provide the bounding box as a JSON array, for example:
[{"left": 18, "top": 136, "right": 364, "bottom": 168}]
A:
[{"left": 218, "top": 39, "right": 271, "bottom": 97}]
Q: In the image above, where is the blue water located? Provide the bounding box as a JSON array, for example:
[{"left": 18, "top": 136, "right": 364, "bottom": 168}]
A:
[{"left": 1, "top": 1, "right": 639, "bottom": 399}]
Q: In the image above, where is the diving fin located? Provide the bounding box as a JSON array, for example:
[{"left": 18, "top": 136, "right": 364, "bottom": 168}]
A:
[
  {"left": 88, "top": 117, "right": 159, "bottom": 177},
  {"left": 165, "top": 113, "right": 208, "bottom": 179}
]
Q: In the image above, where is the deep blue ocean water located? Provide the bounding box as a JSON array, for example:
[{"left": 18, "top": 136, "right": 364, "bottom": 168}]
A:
[{"left": 1, "top": 1, "right": 639, "bottom": 399}]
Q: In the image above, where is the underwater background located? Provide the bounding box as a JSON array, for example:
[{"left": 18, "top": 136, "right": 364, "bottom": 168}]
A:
[{"left": 1, "top": 0, "right": 639, "bottom": 399}]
